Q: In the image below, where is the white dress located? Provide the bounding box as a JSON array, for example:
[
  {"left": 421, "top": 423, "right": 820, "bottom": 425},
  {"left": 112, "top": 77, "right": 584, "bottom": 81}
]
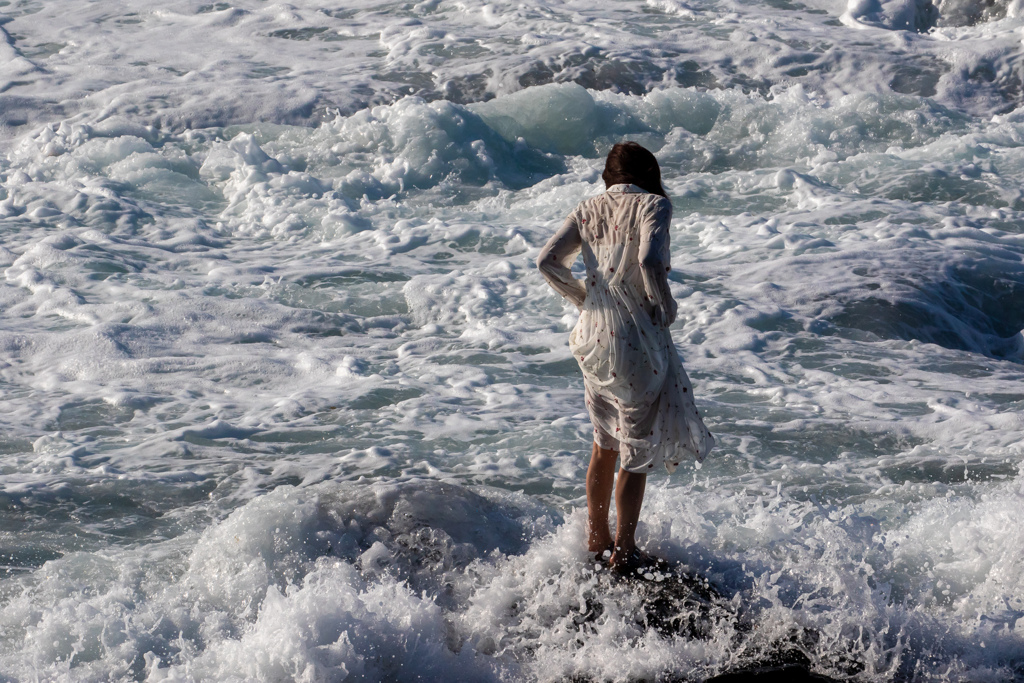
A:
[{"left": 537, "top": 184, "right": 714, "bottom": 473}]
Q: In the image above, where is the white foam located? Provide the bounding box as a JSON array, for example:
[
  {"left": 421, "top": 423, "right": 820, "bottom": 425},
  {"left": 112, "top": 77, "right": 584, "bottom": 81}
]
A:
[{"left": 3, "top": 0, "right": 1024, "bottom": 678}]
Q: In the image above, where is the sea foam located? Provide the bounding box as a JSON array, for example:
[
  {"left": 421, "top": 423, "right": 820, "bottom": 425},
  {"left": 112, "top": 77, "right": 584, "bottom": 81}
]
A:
[{"left": 3, "top": 0, "right": 1024, "bottom": 680}]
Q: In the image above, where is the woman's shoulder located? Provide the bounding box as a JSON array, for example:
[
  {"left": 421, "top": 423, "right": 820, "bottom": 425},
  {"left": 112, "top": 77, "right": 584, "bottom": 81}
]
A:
[
  {"left": 633, "top": 192, "right": 671, "bottom": 221},
  {"left": 644, "top": 192, "right": 671, "bottom": 208},
  {"left": 579, "top": 190, "right": 609, "bottom": 207},
  {"left": 569, "top": 192, "right": 606, "bottom": 217},
  {"left": 572, "top": 188, "right": 669, "bottom": 214}
]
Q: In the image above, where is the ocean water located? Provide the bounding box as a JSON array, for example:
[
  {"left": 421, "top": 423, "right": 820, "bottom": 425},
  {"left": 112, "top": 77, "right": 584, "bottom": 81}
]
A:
[{"left": 3, "top": 0, "right": 1024, "bottom": 680}]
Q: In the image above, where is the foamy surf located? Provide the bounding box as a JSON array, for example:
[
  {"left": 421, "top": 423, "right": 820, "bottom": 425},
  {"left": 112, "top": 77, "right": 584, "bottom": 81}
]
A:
[{"left": 3, "top": 0, "right": 1024, "bottom": 680}]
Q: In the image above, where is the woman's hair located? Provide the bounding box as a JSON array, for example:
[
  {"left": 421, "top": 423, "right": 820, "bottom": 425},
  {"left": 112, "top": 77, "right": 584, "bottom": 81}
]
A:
[{"left": 601, "top": 141, "right": 667, "bottom": 198}]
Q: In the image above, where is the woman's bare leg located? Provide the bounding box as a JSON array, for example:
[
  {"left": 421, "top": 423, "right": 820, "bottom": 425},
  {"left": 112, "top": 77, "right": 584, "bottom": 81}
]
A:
[
  {"left": 586, "top": 442, "right": 618, "bottom": 552},
  {"left": 610, "top": 468, "right": 647, "bottom": 564}
]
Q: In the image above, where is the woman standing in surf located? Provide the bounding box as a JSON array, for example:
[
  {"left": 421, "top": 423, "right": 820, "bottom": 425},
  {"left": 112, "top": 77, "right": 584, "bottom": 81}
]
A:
[{"left": 537, "top": 142, "right": 714, "bottom": 573}]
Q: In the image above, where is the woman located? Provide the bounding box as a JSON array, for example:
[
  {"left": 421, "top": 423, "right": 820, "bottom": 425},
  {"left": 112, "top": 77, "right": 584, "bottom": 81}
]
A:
[{"left": 536, "top": 142, "right": 714, "bottom": 573}]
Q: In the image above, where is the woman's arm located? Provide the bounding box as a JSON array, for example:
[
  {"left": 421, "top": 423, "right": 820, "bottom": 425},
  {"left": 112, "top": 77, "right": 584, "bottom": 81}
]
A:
[
  {"left": 536, "top": 211, "right": 587, "bottom": 308},
  {"left": 638, "top": 196, "right": 677, "bottom": 327}
]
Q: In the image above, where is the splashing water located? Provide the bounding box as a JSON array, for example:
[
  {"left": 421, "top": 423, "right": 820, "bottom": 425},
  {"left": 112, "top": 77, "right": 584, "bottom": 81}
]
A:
[{"left": 3, "top": 0, "right": 1024, "bottom": 680}]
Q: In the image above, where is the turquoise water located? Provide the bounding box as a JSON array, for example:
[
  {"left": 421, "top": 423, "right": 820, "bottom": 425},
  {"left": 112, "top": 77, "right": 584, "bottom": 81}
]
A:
[{"left": 2, "top": 0, "right": 1024, "bottom": 680}]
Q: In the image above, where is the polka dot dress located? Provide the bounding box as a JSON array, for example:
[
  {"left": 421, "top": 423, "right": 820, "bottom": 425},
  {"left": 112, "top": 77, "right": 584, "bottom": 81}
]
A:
[{"left": 537, "top": 184, "right": 714, "bottom": 473}]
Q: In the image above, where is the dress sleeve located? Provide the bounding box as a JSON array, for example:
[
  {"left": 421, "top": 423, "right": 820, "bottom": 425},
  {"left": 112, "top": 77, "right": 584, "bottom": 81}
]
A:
[
  {"left": 638, "top": 196, "right": 677, "bottom": 327},
  {"left": 536, "top": 210, "right": 587, "bottom": 308}
]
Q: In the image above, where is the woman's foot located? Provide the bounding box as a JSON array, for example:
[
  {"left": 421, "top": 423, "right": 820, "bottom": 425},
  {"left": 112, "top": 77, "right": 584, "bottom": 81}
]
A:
[
  {"left": 609, "top": 547, "right": 666, "bottom": 576},
  {"left": 588, "top": 542, "right": 615, "bottom": 565},
  {"left": 588, "top": 533, "right": 614, "bottom": 554}
]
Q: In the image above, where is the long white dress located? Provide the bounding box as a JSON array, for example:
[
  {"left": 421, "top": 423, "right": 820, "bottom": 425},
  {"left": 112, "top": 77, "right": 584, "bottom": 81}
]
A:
[{"left": 537, "top": 183, "right": 714, "bottom": 473}]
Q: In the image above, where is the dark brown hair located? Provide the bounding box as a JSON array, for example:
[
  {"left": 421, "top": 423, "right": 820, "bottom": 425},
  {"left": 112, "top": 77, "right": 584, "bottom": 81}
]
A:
[{"left": 601, "top": 141, "right": 667, "bottom": 198}]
